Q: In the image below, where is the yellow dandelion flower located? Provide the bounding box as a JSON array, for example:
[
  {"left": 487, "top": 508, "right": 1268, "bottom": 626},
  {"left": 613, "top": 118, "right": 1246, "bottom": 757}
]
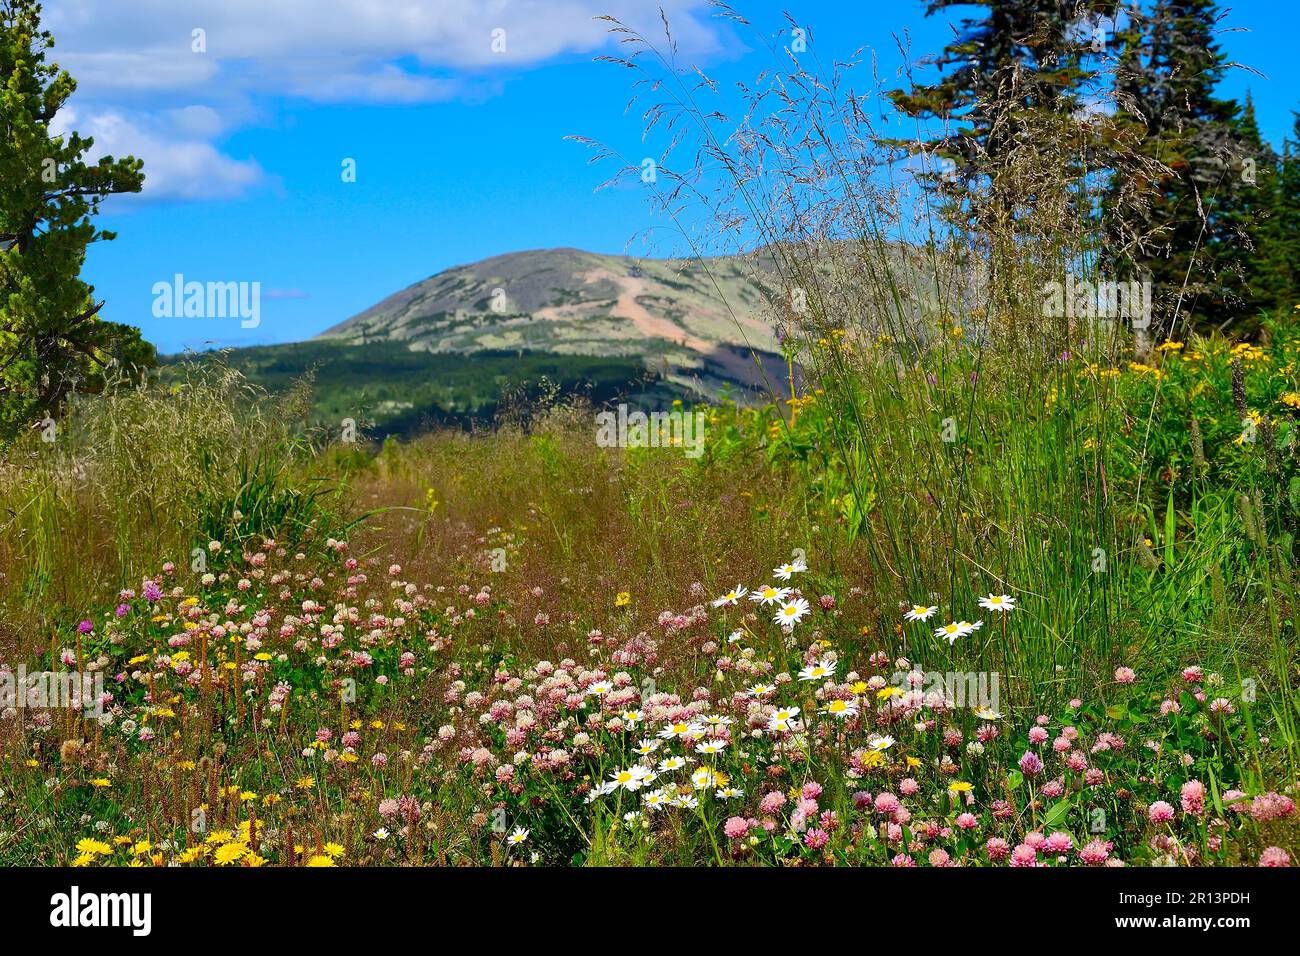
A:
[
  {"left": 322, "top": 842, "right": 345, "bottom": 859},
  {"left": 305, "top": 854, "right": 336, "bottom": 867},
  {"left": 75, "top": 838, "right": 112, "bottom": 856},
  {"left": 214, "top": 842, "right": 247, "bottom": 865},
  {"left": 615, "top": 591, "right": 631, "bottom": 607}
]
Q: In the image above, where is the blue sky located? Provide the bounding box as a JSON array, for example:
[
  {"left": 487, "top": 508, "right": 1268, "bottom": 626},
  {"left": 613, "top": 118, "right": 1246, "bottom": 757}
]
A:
[{"left": 48, "top": 0, "right": 1300, "bottom": 355}]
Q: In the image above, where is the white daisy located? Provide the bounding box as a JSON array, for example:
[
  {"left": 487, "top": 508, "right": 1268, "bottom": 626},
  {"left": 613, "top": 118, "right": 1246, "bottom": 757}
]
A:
[
  {"left": 974, "top": 706, "right": 1003, "bottom": 721},
  {"left": 797, "top": 656, "right": 836, "bottom": 682},
  {"left": 608, "top": 765, "right": 654, "bottom": 792},
  {"left": 774, "top": 597, "right": 812, "bottom": 627},
  {"left": 507, "top": 827, "right": 529, "bottom": 845},
  {"left": 868, "top": 734, "right": 896, "bottom": 751},
  {"left": 586, "top": 780, "right": 619, "bottom": 802},
  {"left": 373, "top": 827, "right": 390, "bottom": 840},
  {"left": 620, "top": 709, "right": 645, "bottom": 726},
  {"left": 586, "top": 680, "right": 613, "bottom": 696},
  {"left": 712, "top": 585, "right": 749, "bottom": 608},
  {"left": 767, "top": 706, "right": 801, "bottom": 731},
  {"left": 658, "top": 756, "right": 688, "bottom": 772},
  {"left": 702, "top": 714, "right": 733, "bottom": 727},
  {"left": 821, "top": 698, "right": 859, "bottom": 719},
  {"left": 717, "top": 787, "right": 745, "bottom": 799},
  {"left": 772, "top": 558, "right": 807, "bottom": 581},
  {"left": 746, "top": 683, "right": 775, "bottom": 698},
  {"left": 632, "top": 738, "right": 662, "bottom": 756},
  {"left": 904, "top": 604, "right": 939, "bottom": 622},
  {"left": 695, "top": 739, "right": 727, "bottom": 755},
  {"left": 978, "top": 594, "right": 1016, "bottom": 612},
  {"left": 934, "top": 620, "right": 974, "bottom": 645},
  {"left": 691, "top": 768, "right": 717, "bottom": 790},
  {"left": 657, "top": 720, "right": 703, "bottom": 740},
  {"left": 750, "top": 584, "right": 791, "bottom": 605}
]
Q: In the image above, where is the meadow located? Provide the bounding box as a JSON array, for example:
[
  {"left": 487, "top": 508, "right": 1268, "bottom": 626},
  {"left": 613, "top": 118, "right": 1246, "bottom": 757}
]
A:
[
  {"left": 0, "top": 316, "right": 1297, "bottom": 866},
  {"left": 2, "top": 2, "right": 1298, "bottom": 870}
]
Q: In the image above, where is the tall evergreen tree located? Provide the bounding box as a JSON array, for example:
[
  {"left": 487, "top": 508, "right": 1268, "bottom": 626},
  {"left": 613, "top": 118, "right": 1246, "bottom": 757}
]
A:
[
  {"left": 1261, "top": 116, "right": 1300, "bottom": 315},
  {"left": 1103, "top": 0, "right": 1255, "bottom": 335},
  {"left": 0, "top": 0, "right": 147, "bottom": 441},
  {"left": 889, "top": 0, "right": 1102, "bottom": 220}
]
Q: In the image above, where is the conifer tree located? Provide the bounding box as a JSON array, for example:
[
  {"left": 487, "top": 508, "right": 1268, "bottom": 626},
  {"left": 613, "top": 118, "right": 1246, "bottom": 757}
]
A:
[{"left": 0, "top": 0, "right": 147, "bottom": 441}]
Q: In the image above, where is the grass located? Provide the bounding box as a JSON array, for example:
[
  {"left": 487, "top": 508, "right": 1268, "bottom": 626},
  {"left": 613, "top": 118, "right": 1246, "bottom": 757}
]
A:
[{"left": 0, "top": 10, "right": 1297, "bottom": 868}]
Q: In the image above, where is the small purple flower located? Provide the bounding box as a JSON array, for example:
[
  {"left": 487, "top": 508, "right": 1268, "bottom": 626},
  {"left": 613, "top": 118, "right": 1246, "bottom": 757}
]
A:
[
  {"left": 115, "top": 604, "right": 130, "bottom": 618},
  {"left": 143, "top": 581, "right": 163, "bottom": 602},
  {"left": 1018, "top": 750, "right": 1043, "bottom": 776},
  {"left": 77, "top": 620, "right": 93, "bottom": 634}
]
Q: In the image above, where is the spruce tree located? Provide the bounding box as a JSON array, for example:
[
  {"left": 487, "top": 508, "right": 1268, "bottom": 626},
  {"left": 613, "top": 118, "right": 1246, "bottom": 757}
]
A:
[
  {"left": 1103, "top": 0, "right": 1252, "bottom": 335},
  {"left": 0, "top": 0, "right": 147, "bottom": 441}
]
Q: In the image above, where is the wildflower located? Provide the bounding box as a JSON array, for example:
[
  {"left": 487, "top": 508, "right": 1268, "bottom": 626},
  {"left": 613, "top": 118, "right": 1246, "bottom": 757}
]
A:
[
  {"left": 724, "top": 816, "right": 751, "bottom": 840},
  {"left": 1018, "top": 751, "right": 1043, "bottom": 776},
  {"left": 214, "top": 842, "right": 247, "bottom": 865},
  {"left": 750, "top": 585, "right": 791, "bottom": 606},
  {"left": 658, "top": 720, "right": 703, "bottom": 740},
  {"left": 767, "top": 707, "right": 801, "bottom": 732},
  {"left": 615, "top": 592, "right": 631, "bottom": 607},
  {"left": 691, "top": 768, "right": 718, "bottom": 790},
  {"left": 1180, "top": 780, "right": 1206, "bottom": 817},
  {"left": 821, "top": 699, "right": 858, "bottom": 719},
  {"left": 1114, "top": 666, "right": 1136, "bottom": 684},
  {"left": 609, "top": 766, "right": 654, "bottom": 792},
  {"left": 75, "top": 838, "right": 112, "bottom": 857},
  {"left": 1259, "top": 847, "right": 1291, "bottom": 867},
  {"left": 305, "top": 855, "right": 335, "bottom": 867},
  {"left": 746, "top": 683, "right": 775, "bottom": 698},
  {"left": 775, "top": 597, "right": 812, "bottom": 627},
  {"left": 373, "top": 828, "right": 390, "bottom": 840},
  {"left": 904, "top": 604, "right": 938, "bottom": 622},
  {"left": 695, "top": 739, "right": 727, "bottom": 755},
  {"left": 712, "top": 585, "right": 748, "bottom": 608},
  {"left": 797, "top": 657, "right": 835, "bottom": 682},
  {"left": 1148, "top": 801, "right": 1175, "bottom": 824},
  {"left": 507, "top": 827, "right": 529, "bottom": 846},
  {"left": 978, "top": 594, "right": 1016, "bottom": 612},
  {"left": 804, "top": 828, "right": 830, "bottom": 850},
  {"left": 585, "top": 681, "right": 613, "bottom": 697},
  {"left": 934, "top": 620, "right": 977, "bottom": 644},
  {"left": 658, "top": 756, "right": 687, "bottom": 772},
  {"left": 772, "top": 559, "right": 806, "bottom": 581},
  {"left": 868, "top": 734, "right": 895, "bottom": 752}
]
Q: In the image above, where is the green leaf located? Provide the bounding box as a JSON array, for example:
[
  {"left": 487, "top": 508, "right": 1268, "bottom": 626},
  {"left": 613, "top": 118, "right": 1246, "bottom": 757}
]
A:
[{"left": 1044, "top": 798, "right": 1073, "bottom": 828}]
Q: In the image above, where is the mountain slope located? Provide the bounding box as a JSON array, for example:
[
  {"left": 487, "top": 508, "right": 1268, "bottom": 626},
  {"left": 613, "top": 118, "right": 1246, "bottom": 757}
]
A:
[{"left": 319, "top": 248, "right": 790, "bottom": 398}]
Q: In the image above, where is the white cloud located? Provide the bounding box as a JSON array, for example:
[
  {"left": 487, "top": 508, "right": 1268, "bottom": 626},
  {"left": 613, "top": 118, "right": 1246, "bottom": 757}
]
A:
[
  {"left": 42, "top": 0, "right": 721, "bottom": 202},
  {"left": 53, "top": 107, "right": 264, "bottom": 201},
  {"left": 48, "top": 0, "right": 722, "bottom": 99}
]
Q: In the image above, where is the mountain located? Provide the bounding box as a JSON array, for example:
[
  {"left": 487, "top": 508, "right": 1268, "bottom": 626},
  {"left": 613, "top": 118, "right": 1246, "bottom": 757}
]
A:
[{"left": 318, "top": 247, "right": 791, "bottom": 399}]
